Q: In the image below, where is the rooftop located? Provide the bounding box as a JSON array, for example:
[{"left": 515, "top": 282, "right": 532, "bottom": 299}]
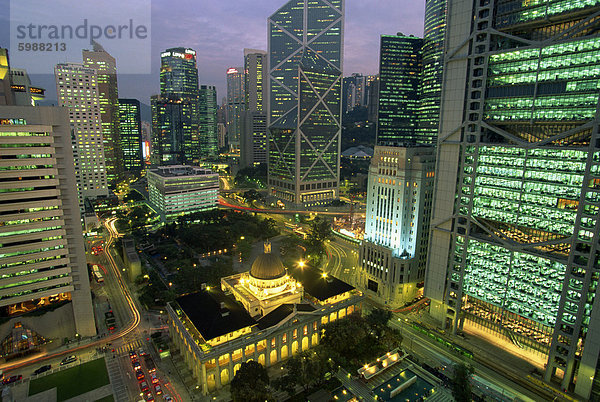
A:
[
  {"left": 174, "top": 290, "right": 256, "bottom": 342},
  {"left": 257, "top": 303, "right": 316, "bottom": 330},
  {"left": 149, "top": 165, "right": 216, "bottom": 178},
  {"left": 290, "top": 266, "right": 354, "bottom": 302}
]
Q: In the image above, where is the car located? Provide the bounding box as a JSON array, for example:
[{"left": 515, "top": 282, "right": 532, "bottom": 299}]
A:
[
  {"left": 132, "top": 360, "right": 141, "bottom": 370},
  {"left": 164, "top": 397, "right": 173, "bottom": 402},
  {"left": 129, "top": 351, "right": 138, "bottom": 360},
  {"left": 2, "top": 375, "right": 22, "bottom": 385},
  {"left": 136, "top": 370, "right": 145, "bottom": 381},
  {"left": 60, "top": 355, "right": 77, "bottom": 365},
  {"left": 139, "top": 380, "right": 149, "bottom": 392},
  {"left": 154, "top": 384, "right": 162, "bottom": 395},
  {"left": 33, "top": 365, "right": 51, "bottom": 375},
  {"left": 138, "top": 348, "right": 146, "bottom": 356},
  {"left": 150, "top": 372, "right": 159, "bottom": 384},
  {"left": 144, "top": 391, "right": 154, "bottom": 401}
]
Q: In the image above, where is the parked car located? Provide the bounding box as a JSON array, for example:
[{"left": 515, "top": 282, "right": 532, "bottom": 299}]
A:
[
  {"left": 2, "top": 375, "right": 22, "bottom": 385},
  {"left": 60, "top": 355, "right": 77, "bottom": 365},
  {"left": 33, "top": 365, "right": 52, "bottom": 375}
]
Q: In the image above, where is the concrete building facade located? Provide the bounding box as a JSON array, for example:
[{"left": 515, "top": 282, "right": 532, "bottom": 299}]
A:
[{"left": 0, "top": 106, "right": 96, "bottom": 337}]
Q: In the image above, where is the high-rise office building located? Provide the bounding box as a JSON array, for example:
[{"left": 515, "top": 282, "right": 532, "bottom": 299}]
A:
[
  {"left": 199, "top": 85, "right": 218, "bottom": 157},
  {"left": 343, "top": 73, "right": 368, "bottom": 114},
  {"left": 0, "top": 106, "right": 96, "bottom": 337},
  {"left": 267, "top": 0, "right": 344, "bottom": 206},
  {"left": 241, "top": 50, "right": 268, "bottom": 168},
  {"left": 244, "top": 49, "right": 267, "bottom": 112},
  {"left": 226, "top": 67, "right": 245, "bottom": 151},
  {"left": 160, "top": 48, "right": 199, "bottom": 98},
  {"left": 152, "top": 48, "right": 200, "bottom": 165},
  {"left": 217, "top": 123, "right": 227, "bottom": 150},
  {"left": 55, "top": 63, "right": 109, "bottom": 209},
  {"left": 425, "top": 1, "right": 600, "bottom": 398},
  {"left": 83, "top": 43, "right": 124, "bottom": 187},
  {"left": 359, "top": 146, "right": 435, "bottom": 305},
  {"left": 376, "top": 34, "right": 423, "bottom": 146},
  {"left": 151, "top": 94, "right": 198, "bottom": 165},
  {"left": 367, "top": 75, "right": 379, "bottom": 124},
  {"left": 118, "top": 98, "right": 143, "bottom": 173},
  {"left": 9, "top": 69, "right": 45, "bottom": 106},
  {"left": 417, "top": 0, "right": 446, "bottom": 140}
]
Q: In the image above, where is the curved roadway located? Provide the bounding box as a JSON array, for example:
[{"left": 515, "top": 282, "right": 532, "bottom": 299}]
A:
[{"left": 0, "top": 218, "right": 141, "bottom": 372}]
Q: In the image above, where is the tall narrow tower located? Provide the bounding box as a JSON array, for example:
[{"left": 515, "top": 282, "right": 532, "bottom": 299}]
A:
[
  {"left": 267, "top": 0, "right": 344, "bottom": 207},
  {"left": 83, "top": 43, "right": 124, "bottom": 186}
]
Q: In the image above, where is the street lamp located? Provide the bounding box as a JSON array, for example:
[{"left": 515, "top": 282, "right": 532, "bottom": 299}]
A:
[{"left": 298, "top": 260, "right": 305, "bottom": 268}]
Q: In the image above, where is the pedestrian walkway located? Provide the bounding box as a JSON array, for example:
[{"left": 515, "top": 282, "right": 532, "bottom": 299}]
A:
[
  {"left": 105, "top": 354, "right": 129, "bottom": 402},
  {"left": 114, "top": 339, "right": 144, "bottom": 356},
  {"left": 63, "top": 384, "right": 113, "bottom": 402},
  {"left": 336, "top": 368, "right": 375, "bottom": 401}
]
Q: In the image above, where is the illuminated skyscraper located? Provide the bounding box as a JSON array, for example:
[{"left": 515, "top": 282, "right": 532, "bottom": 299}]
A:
[
  {"left": 425, "top": 0, "right": 600, "bottom": 398},
  {"left": 241, "top": 49, "right": 268, "bottom": 168},
  {"left": 417, "top": 0, "right": 446, "bottom": 140},
  {"left": 152, "top": 48, "right": 200, "bottom": 165},
  {"left": 376, "top": 34, "right": 423, "bottom": 146},
  {"left": 199, "top": 85, "right": 218, "bottom": 157},
  {"left": 359, "top": 146, "right": 435, "bottom": 305},
  {"left": 55, "top": 63, "right": 109, "bottom": 209},
  {"left": 118, "top": 98, "right": 143, "bottom": 173},
  {"left": 226, "top": 67, "right": 245, "bottom": 151},
  {"left": 83, "top": 43, "right": 124, "bottom": 186},
  {"left": 151, "top": 94, "right": 198, "bottom": 165},
  {"left": 160, "top": 48, "right": 199, "bottom": 98},
  {"left": 267, "top": 0, "right": 344, "bottom": 206}
]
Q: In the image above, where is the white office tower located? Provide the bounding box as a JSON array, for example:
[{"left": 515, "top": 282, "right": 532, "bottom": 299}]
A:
[{"left": 55, "top": 63, "right": 109, "bottom": 210}]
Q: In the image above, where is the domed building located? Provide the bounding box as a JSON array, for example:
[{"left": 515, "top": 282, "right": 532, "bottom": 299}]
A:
[
  {"left": 223, "top": 241, "right": 302, "bottom": 317},
  {"left": 167, "top": 240, "right": 363, "bottom": 395}
]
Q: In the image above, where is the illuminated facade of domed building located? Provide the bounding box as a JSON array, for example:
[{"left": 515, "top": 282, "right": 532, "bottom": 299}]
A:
[{"left": 167, "top": 242, "right": 363, "bottom": 394}]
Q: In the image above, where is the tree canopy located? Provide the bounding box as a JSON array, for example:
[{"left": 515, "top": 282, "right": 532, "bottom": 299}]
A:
[
  {"left": 452, "top": 363, "right": 474, "bottom": 402},
  {"left": 230, "top": 361, "right": 271, "bottom": 402}
]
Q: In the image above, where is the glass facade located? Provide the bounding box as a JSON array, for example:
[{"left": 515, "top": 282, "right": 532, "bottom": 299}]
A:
[
  {"left": 434, "top": 0, "right": 600, "bottom": 397},
  {"left": 153, "top": 48, "right": 200, "bottom": 165},
  {"left": 226, "top": 68, "right": 245, "bottom": 150},
  {"left": 418, "top": 0, "right": 446, "bottom": 141},
  {"left": 376, "top": 35, "right": 423, "bottom": 146},
  {"left": 118, "top": 98, "right": 143, "bottom": 172},
  {"left": 199, "top": 85, "right": 218, "bottom": 157},
  {"left": 268, "top": 0, "right": 343, "bottom": 205},
  {"left": 160, "top": 48, "right": 199, "bottom": 98},
  {"left": 151, "top": 95, "right": 199, "bottom": 165}
]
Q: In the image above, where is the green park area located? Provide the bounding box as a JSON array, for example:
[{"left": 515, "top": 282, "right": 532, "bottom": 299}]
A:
[{"left": 28, "top": 358, "right": 110, "bottom": 401}]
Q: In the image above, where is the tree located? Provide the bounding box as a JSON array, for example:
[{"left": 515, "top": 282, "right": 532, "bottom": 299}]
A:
[
  {"left": 230, "top": 361, "right": 271, "bottom": 402},
  {"left": 273, "top": 348, "right": 334, "bottom": 396},
  {"left": 452, "top": 363, "right": 474, "bottom": 402},
  {"left": 305, "top": 217, "right": 332, "bottom": 264}
]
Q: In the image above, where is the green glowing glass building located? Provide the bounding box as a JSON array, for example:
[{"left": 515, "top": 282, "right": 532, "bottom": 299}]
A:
[
  {"left": 418, "top": 0, "right": 446, "bottom": 141},
  {"left": 152, "top": 48, "right": 200, "bottom": 165},
  {"left": 267, "top": 0, "right": 343, "bottom": 206},
  {"left": 425, "top": 0, "right": 600, "bottom": 398},
  {"left": 376, "top": 34, "right": 423, "bottom": 146},
  {"left": 118, "top": 98, "right": 143, "bottom": 173},
  {"left": 199, "top": 85, "right": 218, "bottom": 158}
]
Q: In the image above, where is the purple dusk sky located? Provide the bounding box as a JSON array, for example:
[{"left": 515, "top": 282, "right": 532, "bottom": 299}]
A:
[{"left": 3, "top": 0, "right": 426, "bottom": 110}]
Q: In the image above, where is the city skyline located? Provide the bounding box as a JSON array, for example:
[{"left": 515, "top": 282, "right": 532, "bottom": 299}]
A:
[{"left": 0, "top": 0, "right": 425, "bottom": 109}]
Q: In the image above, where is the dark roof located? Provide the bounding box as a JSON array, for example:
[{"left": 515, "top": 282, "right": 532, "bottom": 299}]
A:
[
  {"left": 257, "top": 303, "right": 316, "bottom": 330},
  {"left": 174, "top": 290, "right": 256, "bottom": 341},
  {"left": 290, "top": 266, "right": 354, "bottom": 301}
]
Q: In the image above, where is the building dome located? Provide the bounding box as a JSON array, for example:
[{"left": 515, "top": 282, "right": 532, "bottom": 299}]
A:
[{"left": 250, "top": 242, "right": 286, "bottom": 280}]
